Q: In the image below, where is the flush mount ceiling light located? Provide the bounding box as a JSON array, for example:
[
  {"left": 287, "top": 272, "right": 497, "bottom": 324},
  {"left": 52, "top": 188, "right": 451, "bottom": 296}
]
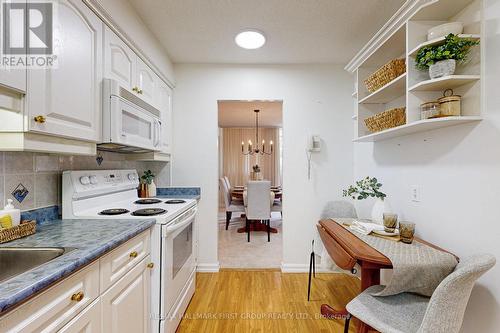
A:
[{"left": 235, "top": 30, "right": 266, "bottom": 49}]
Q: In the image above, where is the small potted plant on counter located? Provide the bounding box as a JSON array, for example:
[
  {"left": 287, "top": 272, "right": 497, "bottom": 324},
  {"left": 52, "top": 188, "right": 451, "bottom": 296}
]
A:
[
  {"left": 416, "top": 33, "right": 479, "bottom": 79},
  {"left": 343, "top": 176, "right": 389, "bottom": 224},
  {"left": 140, "top": 170, "right": 156, "bottom": 198}
]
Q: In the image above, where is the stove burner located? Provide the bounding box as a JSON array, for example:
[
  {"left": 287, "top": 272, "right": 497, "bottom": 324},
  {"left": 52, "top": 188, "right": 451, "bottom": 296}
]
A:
[
  {"left": 134, "top": 198, "right": 162, "bottom": 205},
  {"left": 132, "top": 208, "right": 167, "bottom": 216},
  {"left": 165, "top": 199, "right": 186, "bottom": 204},
  {"left": 99, "top": 208, "right": 130, "bottom": 215}
]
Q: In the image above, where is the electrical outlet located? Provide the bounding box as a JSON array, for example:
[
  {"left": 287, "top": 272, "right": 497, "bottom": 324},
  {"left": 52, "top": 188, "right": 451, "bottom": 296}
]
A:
[{"left": 411, "top": 185, "right": 420, "bottom": 202}]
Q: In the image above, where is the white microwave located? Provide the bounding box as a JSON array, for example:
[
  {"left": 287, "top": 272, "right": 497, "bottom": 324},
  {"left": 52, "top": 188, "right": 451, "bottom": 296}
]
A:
[{"left": 99, "top": 79, "right": 162, "bottom": 153}]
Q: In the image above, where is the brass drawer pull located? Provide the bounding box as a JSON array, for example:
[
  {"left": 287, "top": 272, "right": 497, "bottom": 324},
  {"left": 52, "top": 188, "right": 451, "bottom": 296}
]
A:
[
  {"left": 71, "top": 291, "right": 84, "bottom": 302},
  {"left": 132, "top": 86, "right": 139, "bottom": 92},
  {"left": 147, "top": 262, "right": 154, "bottom": 269},
  {"left": 129, "top": 251, "right": 138, "bottom": 258},
  {"left": 138, "top": 89, "right": 143, "bottom": 94},
  {"left": 33, "top": 115, "right": 46, "bottom": 123}
]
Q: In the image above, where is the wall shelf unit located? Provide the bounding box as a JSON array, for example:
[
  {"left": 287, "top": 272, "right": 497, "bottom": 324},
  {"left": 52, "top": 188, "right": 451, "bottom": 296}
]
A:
[
  {"left": 408, "top": 75, "right": 480, "bottom": 91},
  {"left": 346, "top": 0, "right": 482, "bottom": 143}
]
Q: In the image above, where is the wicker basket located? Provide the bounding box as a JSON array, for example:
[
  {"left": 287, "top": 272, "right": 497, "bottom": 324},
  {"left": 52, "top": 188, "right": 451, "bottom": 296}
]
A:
[
  {"left": 364, "top": 59, "right": 406, "bottom": 93},
  {"left": 0, "top": 220, "right": 36, "bottom": 244},
  {"left": 364, "top": 107, "right": 406, "bottom": 133}
]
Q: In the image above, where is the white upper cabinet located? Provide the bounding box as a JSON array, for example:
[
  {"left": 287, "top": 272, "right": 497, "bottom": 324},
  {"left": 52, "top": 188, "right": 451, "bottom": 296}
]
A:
[
  {"left": 103, "top": 26, "right": 159, "bottom": 108},
  {"left": 27, "top": 0, "right": 103, "bottom": 142},
  {"left": 0, "top": 68, "right": 26, "bottom": 93},
  {"left": 104, "top": 27, "right": 136, "bottom": 91},
  {"left": 136, "top": 58, "right": 157, "bottom": 106},
  {"left": 156, "top": 78, "right": 172, "bottom": 154}
]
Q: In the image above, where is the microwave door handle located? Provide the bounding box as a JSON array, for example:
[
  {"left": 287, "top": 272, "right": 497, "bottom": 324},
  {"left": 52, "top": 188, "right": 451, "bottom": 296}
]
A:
[
  {"left": 154, "top": 120, "right": 160, "bottom": 147},
  {"left": 156, "top": 120, "right": 161, "bottom": 147}
]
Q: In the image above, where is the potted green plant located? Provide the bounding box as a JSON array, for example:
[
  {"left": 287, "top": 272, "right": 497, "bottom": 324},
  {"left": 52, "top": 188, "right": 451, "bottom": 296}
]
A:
[
  {"left": 415, "top": 33, "right": 479, "bottom": 79},
  {"left": 141, "top": 170, "right": 156, "bottom": 197},
  {"left": 343, "top": 176, "right": 389, "bottom": 224}
]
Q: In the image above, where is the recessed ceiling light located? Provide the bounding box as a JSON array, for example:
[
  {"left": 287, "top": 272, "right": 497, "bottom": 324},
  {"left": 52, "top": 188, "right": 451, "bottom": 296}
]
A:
[{"left": 235, "top": 30, "right": 266, "bottom": 49}]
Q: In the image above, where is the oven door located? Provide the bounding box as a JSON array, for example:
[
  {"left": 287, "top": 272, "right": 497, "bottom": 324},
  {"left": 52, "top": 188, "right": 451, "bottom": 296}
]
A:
[
  {"left": 109, "top": 96, "right": 161, "bottom": 151},
  {"left": 161, "top": 207, "right": 197, "bottom": 316}
]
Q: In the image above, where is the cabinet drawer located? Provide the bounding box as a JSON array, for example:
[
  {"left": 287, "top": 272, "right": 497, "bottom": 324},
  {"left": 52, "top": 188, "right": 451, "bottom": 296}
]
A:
[
  {"left": 57, "top": 298, "right": 101, "bottom": 333},
  {"left": 100, "top": 230, "right": 151, "bottom": 292},
  {"left": 0, "top": 261, "right": 99, "bottom": 333}
]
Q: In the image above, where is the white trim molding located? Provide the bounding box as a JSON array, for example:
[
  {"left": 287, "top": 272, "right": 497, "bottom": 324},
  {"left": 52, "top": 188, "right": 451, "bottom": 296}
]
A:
[
  {"left": 196, "top": 262, "right": 220, "bottom": 273},
  {"left": 83, "top": 0, "right": 175, "bottom": 89}
]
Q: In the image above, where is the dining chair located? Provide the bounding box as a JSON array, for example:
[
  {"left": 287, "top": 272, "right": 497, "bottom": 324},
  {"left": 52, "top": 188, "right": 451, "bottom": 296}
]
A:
[
  {"left": 245, "top": 180, "right": 273, "bottom": 242},
  {"left": 344, "top": 253, "right": 496, "bottom": 333},
  {"left": 219, "top": 178, "right": 244, "bottom": 230}
]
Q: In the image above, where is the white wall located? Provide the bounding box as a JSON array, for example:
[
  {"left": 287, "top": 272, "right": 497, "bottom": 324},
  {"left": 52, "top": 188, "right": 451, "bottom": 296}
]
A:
[
  {"left": 353, "top": 1, "right": 500, "bottom": 331},
  {"left": 95, "top": 0, "right": 175, "bottom": 83},
  {"left": 171, "top": 64, "right": 353, "bottom": 271}
]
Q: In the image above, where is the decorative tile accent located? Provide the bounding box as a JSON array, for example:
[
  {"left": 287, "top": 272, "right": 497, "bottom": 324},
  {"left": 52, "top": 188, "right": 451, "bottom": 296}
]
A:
[
  {"left": 35, "top": 173, "right": 59, "bottom": 207},
  {"left": 20, "top": 205, "right": 59, "bottom": 225},
  {"left": 0, "top": 218, "right": 156, "bottom": 313},
  {"left": 5, "top": 174, "right": 34, "bottom": 210},
  {"left": 11, "top": 183, "right": 29, "bottom": 203}
]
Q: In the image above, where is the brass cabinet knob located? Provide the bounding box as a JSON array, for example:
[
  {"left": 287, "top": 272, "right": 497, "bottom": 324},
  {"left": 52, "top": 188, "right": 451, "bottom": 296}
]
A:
[
  {"left": 33, "top": 115, "right": 46, "bottom": 123},
  {"left": 129, "top": 251, "right": 138, "bottom": 258},
  {"left": 132, "top": 86, "right": 139, "bottom": 92},
  {"left": 138, "top": 89, "right": 143, "bottom": 94},
  {"left": 71, "top": 291, "right": 84, "bottom": 302},
  {"left": 147, "top": 262, "right": 154, "bottom": 269}
]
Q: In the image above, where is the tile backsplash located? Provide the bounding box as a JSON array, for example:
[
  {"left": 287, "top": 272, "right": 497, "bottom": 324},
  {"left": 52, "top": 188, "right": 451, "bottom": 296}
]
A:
[{"left": 0, "top": 151, "right": 170, "bottom": 211}]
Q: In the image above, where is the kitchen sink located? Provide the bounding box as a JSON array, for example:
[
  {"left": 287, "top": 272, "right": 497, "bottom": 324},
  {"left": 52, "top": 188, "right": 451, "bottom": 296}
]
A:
[{"left": 0, "top": 247, "right": 76, "bottom": 283}]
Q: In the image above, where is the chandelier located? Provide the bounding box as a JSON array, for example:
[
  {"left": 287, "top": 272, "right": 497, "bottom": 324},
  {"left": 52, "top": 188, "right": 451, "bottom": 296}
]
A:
[{"left": 241, "top": 109, "right": 273, "bottom": 155}]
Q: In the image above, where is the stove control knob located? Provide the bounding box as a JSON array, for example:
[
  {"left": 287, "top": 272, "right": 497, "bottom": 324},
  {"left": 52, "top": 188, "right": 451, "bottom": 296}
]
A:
[
  {"left": 89, "top": 175, "right": 98, "bottom": 185},
  {"left": 79, "top": 176, "right": 90, "bottom": 185},
  {"left": 127, "top": 173, "right": 137, "bottom": 181}
]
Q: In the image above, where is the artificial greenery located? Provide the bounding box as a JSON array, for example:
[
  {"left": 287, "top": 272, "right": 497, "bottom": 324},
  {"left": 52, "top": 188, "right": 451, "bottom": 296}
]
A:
[
  {"left": 415, "top": 33, "right": 479, "bottom": 70},
  {"left": 252, "top": 164, "right": 261, "bottom": 173},
  {"left": 343, "top": 176, "right": 386, "bottom": 200},
  {"left": 141, "top": 170, "right": 155, "bottom": 185}
]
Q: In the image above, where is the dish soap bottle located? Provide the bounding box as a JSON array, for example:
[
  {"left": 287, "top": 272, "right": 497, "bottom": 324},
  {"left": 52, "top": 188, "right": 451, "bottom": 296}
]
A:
[{"left": 1, "top": 199, "right": 21, "bottom": 227}]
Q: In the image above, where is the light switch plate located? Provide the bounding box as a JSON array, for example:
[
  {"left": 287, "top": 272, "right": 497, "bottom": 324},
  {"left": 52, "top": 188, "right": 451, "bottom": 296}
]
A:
[{"left": 411, "top": 185, "right": 420, "bottom": 202}]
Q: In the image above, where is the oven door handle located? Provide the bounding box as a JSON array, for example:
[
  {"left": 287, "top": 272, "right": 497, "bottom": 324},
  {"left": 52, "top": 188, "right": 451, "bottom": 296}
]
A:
[{"left": 165, "top": 208, "right": 197, "bottom": 234}]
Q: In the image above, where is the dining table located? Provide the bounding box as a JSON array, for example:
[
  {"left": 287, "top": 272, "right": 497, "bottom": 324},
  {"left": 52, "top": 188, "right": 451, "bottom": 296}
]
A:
[
  {"left": 317, "top": 218, "right": 458, "bottom": 333},
  {"left": 230, "top": 186, "right": 282, "bottom": 233}
]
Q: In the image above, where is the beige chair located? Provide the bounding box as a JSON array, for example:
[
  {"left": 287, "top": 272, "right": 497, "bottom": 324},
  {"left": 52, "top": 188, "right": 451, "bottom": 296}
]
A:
[
  {"left": 244, "top": 180, "right": 273, "bottom": 242},
  {"left": 220, "top": 178, "right": 244, "bottom": 230}
]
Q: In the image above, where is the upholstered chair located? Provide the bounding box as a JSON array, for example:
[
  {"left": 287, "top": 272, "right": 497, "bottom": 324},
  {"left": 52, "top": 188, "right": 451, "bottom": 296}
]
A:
[
  {"left": 219, "top": 177, "right": 244, "bottom": 230},
  {"left": 245, "top": 180, "right": 273, "bottom": 242}
]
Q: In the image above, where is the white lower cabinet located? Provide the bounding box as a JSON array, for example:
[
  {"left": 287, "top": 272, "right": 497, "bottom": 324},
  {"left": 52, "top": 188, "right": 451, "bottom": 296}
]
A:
[
  {"left": 57, "top": 299, "right": 102, "bottom": 333},
  {"left": 101, "top": 256, "right": 151, "bottom": 333},
  {"left": 0, "top": 230, "right": 152, "bottom": 333}
]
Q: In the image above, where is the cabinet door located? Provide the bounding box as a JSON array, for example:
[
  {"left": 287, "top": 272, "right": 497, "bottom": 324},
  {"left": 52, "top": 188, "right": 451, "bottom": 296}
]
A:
[
  {"left": 101, "top": 257, "right": 151, "bottom": 333},
  {"left": 57, "top": 299, "right": 102, "bottom": 333},
  {"left": 157, "top": 79, "right": 172, "bottom": 154},
  {"left": 136, "top": 58, "right": 156, "bottom": 106},
  {"left": 27, "top": 0, "right": 102, "bottom": 142},
  {"left": 0, "top": 1, "right": 27, "bottom": 92},
  {"left": 104, "top": 26, "right": 136, "bottom": 91}
]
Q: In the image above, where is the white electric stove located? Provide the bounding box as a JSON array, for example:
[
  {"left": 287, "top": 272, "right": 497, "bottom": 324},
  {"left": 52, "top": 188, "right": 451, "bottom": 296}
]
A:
[{"left": 62, "top": 169, "right": 197, "bottom": 333}]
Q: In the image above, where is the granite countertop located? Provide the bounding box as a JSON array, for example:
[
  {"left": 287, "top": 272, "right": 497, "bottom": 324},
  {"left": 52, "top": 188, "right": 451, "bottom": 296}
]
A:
[{"left": 0, "top": 218, "right": 155, "bottom": 314}]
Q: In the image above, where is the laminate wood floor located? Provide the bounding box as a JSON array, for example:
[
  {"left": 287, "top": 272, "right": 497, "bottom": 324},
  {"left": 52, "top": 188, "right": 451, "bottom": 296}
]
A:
[{"left": 177, "top": 270, "right": 362, "bottom": 333}]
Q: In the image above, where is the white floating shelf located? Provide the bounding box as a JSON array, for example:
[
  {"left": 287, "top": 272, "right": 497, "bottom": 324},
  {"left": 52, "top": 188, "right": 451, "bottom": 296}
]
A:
[
  {"left": 359, "top": 73, "right": 406, "bottom": 104},
  {"left": 409, "top": 75, "right": 480, "bottom": 92},
  {"left": 408, "top": 34, "right": 480, "bottom": 57},
  {"left": 353, "top": 116, "right": 482, "bottom": 142}
]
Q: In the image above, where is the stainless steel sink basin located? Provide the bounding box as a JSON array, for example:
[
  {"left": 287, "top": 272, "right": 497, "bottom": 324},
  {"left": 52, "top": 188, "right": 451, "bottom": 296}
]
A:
[{"left": 0, "top": 247, "right": 76, "bottom": 283}]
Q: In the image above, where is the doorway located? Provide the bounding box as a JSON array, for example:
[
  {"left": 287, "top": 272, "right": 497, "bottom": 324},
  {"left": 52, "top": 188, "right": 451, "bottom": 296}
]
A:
[{"left": 217, "top": 100, "right": 283, "bottom": 268}]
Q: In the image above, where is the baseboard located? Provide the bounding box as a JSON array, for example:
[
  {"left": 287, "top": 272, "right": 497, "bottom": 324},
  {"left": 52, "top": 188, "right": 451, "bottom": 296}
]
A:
[
  {"left": 196, "top": 262, "right": 220, "bottom": 272},
  {"left": 280, "top": 263, "right": 336, "bottom": 273}
]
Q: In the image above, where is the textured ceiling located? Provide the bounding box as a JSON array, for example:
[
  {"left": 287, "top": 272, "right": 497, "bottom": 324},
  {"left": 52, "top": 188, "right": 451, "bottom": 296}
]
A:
[
  {"left": 218, "top": 101, "right": 283, "bottom": 128},
  {"left": 129, "top": 0, "right": 405, "bottom": 64}
]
